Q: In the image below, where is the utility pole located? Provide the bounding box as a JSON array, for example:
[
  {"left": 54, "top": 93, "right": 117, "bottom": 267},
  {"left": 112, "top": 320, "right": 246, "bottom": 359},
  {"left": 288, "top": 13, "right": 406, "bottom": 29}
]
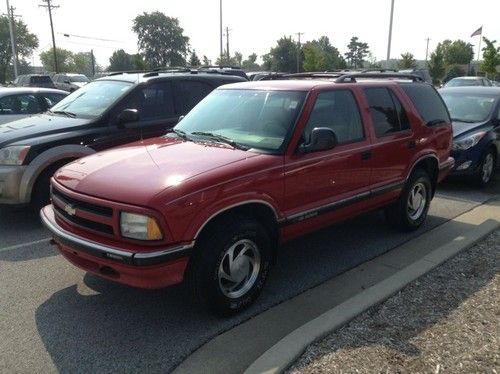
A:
[
  {"left": 224, "top": 26, "right": 232, "bottom": 62},
  {"left": 4, "top": 0, "right": 18, "bottom": 78},
  {"left": 386, "top": 0, "right": 395, "bottom": 68},
  {"left": 295, "top": 32, "right": 304, "bottom": 73},
  {"left": 90, "top": 49, "right": 95, "bottom": 77},
  {"left": 39, "top": 0, "right": 60, "bottom": 73},
  {"left": 424, "top": 37, "right": 431, "bottom": 61},
  {"left": 219, "top": 0, "right": 223, "bottom": 62}
]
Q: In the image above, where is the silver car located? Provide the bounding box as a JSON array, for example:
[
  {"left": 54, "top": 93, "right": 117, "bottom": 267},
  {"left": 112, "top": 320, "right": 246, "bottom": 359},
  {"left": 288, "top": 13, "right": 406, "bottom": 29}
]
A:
[{"left": 0, "top": 87, "right": 67, "bottom": 125}]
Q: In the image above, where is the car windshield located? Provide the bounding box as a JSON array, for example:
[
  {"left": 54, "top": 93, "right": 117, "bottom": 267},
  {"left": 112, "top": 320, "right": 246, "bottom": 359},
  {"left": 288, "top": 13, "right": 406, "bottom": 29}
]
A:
[
  {"left": 70, "top": 75, "right": 90, "bottom": 83},
  {"left": 175, "top": 89, "right": 306, "bottom": 152},
  {"left": 441, "top": 93, "right": 497, "bottom": 123},
  {"left": 445, "top": 79, "right": 481, "bottom": 87},
  {"left": 50, "top": 80, "right": 133, "bottom": 118}
]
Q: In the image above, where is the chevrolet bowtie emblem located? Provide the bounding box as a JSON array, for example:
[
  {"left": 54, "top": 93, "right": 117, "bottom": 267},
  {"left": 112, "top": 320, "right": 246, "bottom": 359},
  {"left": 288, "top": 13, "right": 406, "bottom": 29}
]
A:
[{"left": 64, "top": 203, "right": 76, "bottom": 216}]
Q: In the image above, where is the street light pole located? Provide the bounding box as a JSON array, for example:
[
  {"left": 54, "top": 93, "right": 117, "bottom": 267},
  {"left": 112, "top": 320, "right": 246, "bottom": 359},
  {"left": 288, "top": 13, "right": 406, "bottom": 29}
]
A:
[
  {"left": 386, "top": 0, "right": 395, "bottom": 68},
  {"left": 219, "top": 0, "right": 223, "bottom": 61},
  {"left": 425, "top": 37, "right": 431, "bottom": 61},
  {"left": 5, "top": 0, "right": 18, "bottom": 78}
]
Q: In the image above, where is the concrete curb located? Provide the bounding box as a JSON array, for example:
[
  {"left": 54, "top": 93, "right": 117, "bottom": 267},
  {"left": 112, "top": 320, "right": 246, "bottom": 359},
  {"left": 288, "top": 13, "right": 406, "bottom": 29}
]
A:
[{"left": 244, "top": 205, "right": 500, "bottom": 374}]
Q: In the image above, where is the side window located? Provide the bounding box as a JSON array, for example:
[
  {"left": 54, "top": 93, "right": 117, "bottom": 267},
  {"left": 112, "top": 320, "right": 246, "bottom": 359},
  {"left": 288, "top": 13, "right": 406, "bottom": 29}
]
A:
[
  {"left": 0, "top": 94, "right": 41, "bottom": 114},
  {"left": 400, "top": 84, "right": 451, "bottom": 125},
  {"left": 303, "top": 90, "right": 364, "bottom": 144},
  {"left": 177, "top": 80, "right": 214, "bottom": 113},
  {"left": 364, "top": 88, "right": 407, "bottom": 137},
  {"left": 121, "top": 81, "right": 175, "bottom": 120},
  {"left": 42, "top": 93, "right": 66, "bottom": 108}
]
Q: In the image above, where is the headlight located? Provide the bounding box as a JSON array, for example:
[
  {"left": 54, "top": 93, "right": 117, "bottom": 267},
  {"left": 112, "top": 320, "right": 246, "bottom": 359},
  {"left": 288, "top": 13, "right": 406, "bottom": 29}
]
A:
[
  {"left": 0, "top": 146, "right": 30, "bottom": 165},
  {"left": 120, "top": 212, "right": 163, "bottom": 241},
  {"left": 452, "top": 132, "right": 486, "bottom": 151}
]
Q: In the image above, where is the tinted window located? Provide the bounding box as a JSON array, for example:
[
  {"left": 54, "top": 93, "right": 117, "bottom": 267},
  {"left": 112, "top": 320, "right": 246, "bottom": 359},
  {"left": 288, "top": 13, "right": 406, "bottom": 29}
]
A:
[
  {"left": 303, "top": 90, "right": 364, "bottom": 144},
  {"left": 178, "top": 80, "right": 214, "bottom": 113},
  {"left": 364, "top": 88, "right": 407, "bottom": 137},
  {"left": 30, "top": 76, "right": 52, "bottom": 84},
  {"left": 0, "top": 94, "right": 41, "bottom": 114},
  {"left": 400, "top": 84, "right": 450, "bottom": 125},
  {"left": 42, "top": 93, "right": 66, "bottom": 108},
  {"left": 121, "top": 82, "right": 175, "bottom": 120}
]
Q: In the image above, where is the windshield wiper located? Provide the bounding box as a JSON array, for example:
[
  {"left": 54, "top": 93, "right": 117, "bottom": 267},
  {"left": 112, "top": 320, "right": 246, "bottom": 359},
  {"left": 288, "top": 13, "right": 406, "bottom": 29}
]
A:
[
  {"left": 190, "top": 131, "right": 248, "bottom": 150},
  {"left": 167, "top": 128, "right": 190, "bottom": 140},
  {"left": 450, "top": 118, "right": 477, "bottom": 123},
  {"left": 52, "top": 110, "right": 76, "bottom": 118}
]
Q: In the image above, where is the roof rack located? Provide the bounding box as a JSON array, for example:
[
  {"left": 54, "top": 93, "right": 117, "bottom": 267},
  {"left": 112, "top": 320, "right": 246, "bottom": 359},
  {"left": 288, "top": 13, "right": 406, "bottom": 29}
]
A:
[
  {"left": 107, "top": 70, "right": 149, "bottom": 76},
  {"left": 199, "top": 65, "right": 243, "bottom": 70},
  {"left": 361, "top": 68, "right": 398, "bottom": 73},
  {"left": 281, "top": 72, "right": 344, "bottom": 79},
  {"left": 335, "top": 72, "right": 423, "bottom": 83}
]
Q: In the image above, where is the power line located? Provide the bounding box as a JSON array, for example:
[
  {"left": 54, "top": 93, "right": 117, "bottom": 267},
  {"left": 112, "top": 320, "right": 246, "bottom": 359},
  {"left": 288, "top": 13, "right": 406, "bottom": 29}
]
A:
[
  {"left": 58, "top": 32, "right": 124, "bottom": 43},
  {"left": 39, "top": 0, "right": 59, "bottom": 73}
]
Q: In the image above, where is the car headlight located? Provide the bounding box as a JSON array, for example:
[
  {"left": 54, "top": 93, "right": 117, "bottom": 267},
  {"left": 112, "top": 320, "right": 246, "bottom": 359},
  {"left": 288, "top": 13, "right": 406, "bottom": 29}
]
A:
[
  {"left": 452, "top": 132, "right": 486, "bottom": 151},
  {"left": 0, "top": 145, "right": 30, "bottom": 165},
  {"left": 120, "top": 212, "right": 163, "bottom": 240}
]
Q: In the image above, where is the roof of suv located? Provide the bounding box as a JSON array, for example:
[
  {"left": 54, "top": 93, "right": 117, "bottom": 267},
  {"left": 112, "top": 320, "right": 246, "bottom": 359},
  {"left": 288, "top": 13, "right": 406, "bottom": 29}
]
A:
[{"left": 98, "top": 71, "right": 246, "bottom": 84}]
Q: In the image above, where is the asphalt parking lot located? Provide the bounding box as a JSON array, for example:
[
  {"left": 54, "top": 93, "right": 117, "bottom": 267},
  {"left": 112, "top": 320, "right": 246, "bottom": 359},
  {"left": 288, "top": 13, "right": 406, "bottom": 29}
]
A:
[{"left": 0, "top": 179, "right": 499, "bottom": 373}]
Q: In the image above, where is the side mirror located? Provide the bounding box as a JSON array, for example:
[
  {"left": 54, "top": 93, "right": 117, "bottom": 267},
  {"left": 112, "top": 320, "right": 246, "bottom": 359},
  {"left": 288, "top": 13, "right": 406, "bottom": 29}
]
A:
[
  {"left": 299, "top": 127, "right": 338, "bottom": 153},
  {"left": 178, "top": 115, "right": 185, "bottom": 122},
  {"left": 117, "top": 108, "right": 140, "bottom": 126}
]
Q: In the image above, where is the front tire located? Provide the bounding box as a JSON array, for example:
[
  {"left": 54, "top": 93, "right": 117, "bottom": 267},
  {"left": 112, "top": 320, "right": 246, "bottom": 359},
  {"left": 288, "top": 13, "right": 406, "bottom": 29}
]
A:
[
  {"left": 472, "top": 149, "right": 496, "bottom": 187},
  {"left": 386, "top": 169, "right": 432, "bottom": 231},
  {"left": 187, "top": 216, "right": 272, "bottom": 315}
]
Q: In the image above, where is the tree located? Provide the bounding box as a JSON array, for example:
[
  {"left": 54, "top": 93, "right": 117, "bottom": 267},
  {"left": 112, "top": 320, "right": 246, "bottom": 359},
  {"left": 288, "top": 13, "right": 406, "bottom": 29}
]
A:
[
  {"left": 215, "top": 51, "right": 243, "bottom": 66},
  {"left": 345, "top": 36, "right": 370, "bottom": 69},
  {"left": 234, "top": 52, "right": 243, "bottom": 66},
  {"left": 480, "top": 37, "right": 500, "bottom": 79},
  {"left": 202, "top": 55, "right": 211, "bottom": 66},
  {"left": 397, "top": 52, "right": 417, "bottom": 69},
  {"left": 0, "top": 15, "right": 38, "bottom": 83},
  {"left": 40, "top": 47, "right": 74, "bottom": 72},
  {"left": 132, "top": 11, "right": 190, "bottom": 68},
  {"left": 303, "top": 36, "right": 345, "bottom": 71},
  {"left": 242, "top": 53, "right": 259, "bottom": 70},
  {"left": 189, "top": 50, "right": 201, "bottom": 66},
  {"left": 436, "top": 39, "right": 473, "bottom": 66},
  {"left": 109, "top": 49, "right": 135, "bottom": 71},
  {"left": 427, "top": 49, "right": 446, "bottom": 84},
  {"left": 262, "top": 36, "right": 298, "bottom": 72}
]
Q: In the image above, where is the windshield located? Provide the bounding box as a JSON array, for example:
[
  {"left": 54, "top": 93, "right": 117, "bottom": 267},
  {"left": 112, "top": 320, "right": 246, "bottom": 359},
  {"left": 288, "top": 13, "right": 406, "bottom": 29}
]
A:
[
  {"left": 175, "top": 89, "right": 306, "bottom": 152},
  {"left": 51, "top": 80, "right": 133, "bottom": 118},
  {"left": 445, "top": 79, "right": 481, "bottom": 87},
  {"left": 441, "top": 93, "right": 497, "bottom": 123},
  {"left": 70, "top": 75, "right": 90, "bottom": 83}
]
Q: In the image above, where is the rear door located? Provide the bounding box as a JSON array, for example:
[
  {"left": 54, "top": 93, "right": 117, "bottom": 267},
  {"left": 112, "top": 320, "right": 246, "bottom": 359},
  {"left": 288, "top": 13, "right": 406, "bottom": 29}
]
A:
[{"left": 362, "top": 86, "right": 414, "bottom": 190}]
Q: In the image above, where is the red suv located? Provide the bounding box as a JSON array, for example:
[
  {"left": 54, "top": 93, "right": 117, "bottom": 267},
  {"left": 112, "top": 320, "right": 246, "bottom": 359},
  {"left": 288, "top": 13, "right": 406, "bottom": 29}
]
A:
[{"left": 41, "top": 73, "right": 454, "bottom": 314}]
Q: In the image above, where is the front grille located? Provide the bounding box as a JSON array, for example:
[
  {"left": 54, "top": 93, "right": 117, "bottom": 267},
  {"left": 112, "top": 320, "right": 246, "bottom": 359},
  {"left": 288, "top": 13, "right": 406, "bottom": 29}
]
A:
[{"left": 52, "top": 186, "right": 114, "bottom": 236}]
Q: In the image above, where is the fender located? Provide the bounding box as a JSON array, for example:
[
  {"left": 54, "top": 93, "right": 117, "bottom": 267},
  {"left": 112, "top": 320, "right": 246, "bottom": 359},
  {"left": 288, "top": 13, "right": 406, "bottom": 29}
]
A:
[
  {"left": 19, "top": 145, "right": 96, "bottom": 203},
  {"left": 182, "top": 193, "right": 283, "bottom": 241},
  {"left": 405, "top": 152, "right": 439, "bottom": 181}
]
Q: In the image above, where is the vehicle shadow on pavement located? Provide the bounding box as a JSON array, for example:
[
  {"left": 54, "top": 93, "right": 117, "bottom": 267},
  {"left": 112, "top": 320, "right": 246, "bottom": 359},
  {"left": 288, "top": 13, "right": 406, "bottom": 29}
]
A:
[{"left": 33, "top": 207, "right": 463, "bottom": 373}]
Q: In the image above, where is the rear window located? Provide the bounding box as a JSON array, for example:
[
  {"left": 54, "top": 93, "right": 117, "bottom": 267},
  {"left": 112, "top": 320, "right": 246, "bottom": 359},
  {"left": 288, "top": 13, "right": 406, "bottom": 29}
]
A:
[
  {"left": 30, "top": 76, "right": 52, "bottom": 84},
  {"left": 400, "top": 84, "right": 450, "bottom": 126}
]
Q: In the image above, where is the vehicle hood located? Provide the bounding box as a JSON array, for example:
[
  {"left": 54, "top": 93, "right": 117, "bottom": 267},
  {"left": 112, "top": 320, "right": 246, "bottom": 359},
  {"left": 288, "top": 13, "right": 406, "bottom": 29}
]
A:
[
  {"left": 0, "top": 113, "right": 90, "bottom": 148},
  {"left": 71, "top": 82, "right": 88, "bottom": 88},
  {"left": 54, "top": 137, "right": 262, "bottom": 206},
  {"left": 452, "top": 120, "right": 491, "bottom": 139}
]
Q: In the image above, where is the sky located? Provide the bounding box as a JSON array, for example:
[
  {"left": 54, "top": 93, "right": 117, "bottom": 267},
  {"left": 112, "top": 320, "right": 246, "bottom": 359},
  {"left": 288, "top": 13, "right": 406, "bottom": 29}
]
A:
[{"left": 7, "top": 0, "right": 500, "bottom": 69}]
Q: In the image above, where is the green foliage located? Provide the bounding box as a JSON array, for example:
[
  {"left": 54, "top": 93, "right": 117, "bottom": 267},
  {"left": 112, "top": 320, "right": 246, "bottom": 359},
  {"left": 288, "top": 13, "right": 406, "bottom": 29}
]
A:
[
  {"left": 344, "top": 36, "right": 370, "bottom": 69},
  {"left": 40, "top": 47, "right": 75, "bottom": 72},
  {"left": 242, "top": 53, "right": 260, "bottom": 70},
  {"left": 262, "top": 36, "right": 299, "bottom": 73},
  {"left": 436, "top": 39, "right": 473, "bottom": 65},
  {"left": 109, "top": 49, "right": 135, "bottom": 71},
  {"left": 427, "top": 49, "right": 446, "bottom": 84},
  {"left": 202, "top": 55, "right": 211, "bottom": 66},
  {"left": 132, "top": 11, "right": 190, "bottom": 68},
  {"left": 480, "top": 37, "right": 500, "bottom": 79},
  {"left": 189, "top": 50, "right": 201, "bottom": 67},
  {"left": 0, "top": 15, "right": 39, "bottom": 83},
  {"left": 303, "top": 36, "right": 345, "bottom": 72},
  {"left": 397, "top": 52, "right": 417, "bottom": 69},
  {"left": 215, "top": 50, "right": 242, "bottom": 66},
  {"left": 443, "top": 64, "right": 466, "bottom": 82}
]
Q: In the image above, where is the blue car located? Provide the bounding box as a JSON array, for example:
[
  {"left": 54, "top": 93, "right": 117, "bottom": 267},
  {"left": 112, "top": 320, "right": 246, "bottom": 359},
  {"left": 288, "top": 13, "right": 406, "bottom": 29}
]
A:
[{"left": 439, "top": 86, "right": 500, "bottom": 186}]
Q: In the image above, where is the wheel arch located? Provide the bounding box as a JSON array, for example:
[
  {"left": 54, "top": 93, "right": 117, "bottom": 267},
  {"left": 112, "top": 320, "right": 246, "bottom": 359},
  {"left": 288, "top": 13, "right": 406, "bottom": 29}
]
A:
[{"left": 407, "top": 154, "right": 439, "bottom": 197}]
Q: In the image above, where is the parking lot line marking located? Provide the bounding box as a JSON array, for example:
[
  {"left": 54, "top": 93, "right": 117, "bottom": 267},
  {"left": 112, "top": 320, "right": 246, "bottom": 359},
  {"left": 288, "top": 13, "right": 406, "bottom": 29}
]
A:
[{"left": 0, "top": 238, "right": 51, "bottom": 253}]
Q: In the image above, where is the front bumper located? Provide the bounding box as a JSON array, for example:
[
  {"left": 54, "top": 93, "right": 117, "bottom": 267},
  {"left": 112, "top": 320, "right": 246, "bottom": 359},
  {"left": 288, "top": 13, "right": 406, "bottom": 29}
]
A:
[
  {"left": 0, "top": 165, "right": 26, "bottom": 204},
  {"left": 449, "top": 149, "right": 482, "bottom": 176},
  {"left": 41, "top": 205, "right": 193, "bottom": 288},
  {"left": 437, "top": 157, "right": 455, "bottom": 182}
]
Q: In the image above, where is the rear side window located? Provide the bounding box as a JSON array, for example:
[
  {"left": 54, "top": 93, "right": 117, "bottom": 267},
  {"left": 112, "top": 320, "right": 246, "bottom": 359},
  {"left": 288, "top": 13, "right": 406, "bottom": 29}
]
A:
[
  {"left": 0, "top": 94, "right": 41, "bottom": 114},
  {"left": 42, "top": 93, "right": 66, "bottom": 108},
  {"left": 400, "top": 84, "right": 450, "bottom": 126},
  {"left": 177, "top": 80, "right": 214, "bottom": 113},
  {"left": 364, "top": 88, "right": 410, "bottom": 137},
  {"left": 31, "top": 76, "right": 52, "bottom": 84}
]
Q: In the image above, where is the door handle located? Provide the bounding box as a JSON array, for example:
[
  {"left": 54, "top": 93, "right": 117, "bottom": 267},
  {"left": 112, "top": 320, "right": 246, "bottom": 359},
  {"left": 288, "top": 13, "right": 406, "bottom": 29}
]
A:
[{"left": 361, "top": 151, "right": 372, "bottom": 160}]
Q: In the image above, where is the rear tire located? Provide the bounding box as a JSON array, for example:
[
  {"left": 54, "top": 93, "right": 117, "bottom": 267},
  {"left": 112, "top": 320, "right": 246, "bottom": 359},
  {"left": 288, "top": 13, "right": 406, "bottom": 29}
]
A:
[
  {"left": 187, "top": 216, "right": 272, "bottom": 315},
  {"left": 385, "top": 169, "right": 432, "bottom": 231}
]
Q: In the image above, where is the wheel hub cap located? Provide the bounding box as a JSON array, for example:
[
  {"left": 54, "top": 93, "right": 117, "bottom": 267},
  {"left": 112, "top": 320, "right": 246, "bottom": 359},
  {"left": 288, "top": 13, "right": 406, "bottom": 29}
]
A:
[
  {"left": 482, "top": 154, "right": 494, "bottom": 183},
  {"left": 407, "top": 182, "right": 427, "bottom": 220}
]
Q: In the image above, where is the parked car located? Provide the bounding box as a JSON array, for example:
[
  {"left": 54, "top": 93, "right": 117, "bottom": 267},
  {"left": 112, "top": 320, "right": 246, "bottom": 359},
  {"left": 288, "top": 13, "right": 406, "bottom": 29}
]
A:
[
  {"left": 398, "top": 68, "right": 432, "bottom": 84},
  {"left": 13, "top": 74, "right": 56, "bottom": 89},
  {"left": 439, "top": 86, "right": 500, "bottom": 186},
  {"left": 0, "top": 87, "right": 67, "bottom": 125},
  {"left": 53, "top": 73, "right": 90, "bottom": 92},
  {"left": 41, "top": 73, "right": 454, "bottom": 314},
  {"left": 198, "top": 65, "right": 248, "bottom": 80},
  {"left": 0, "top": 70, "right": 245, "bottom": 208},
  {"left": 444, "top": 76, "right": 493, "bottom": 88}
]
